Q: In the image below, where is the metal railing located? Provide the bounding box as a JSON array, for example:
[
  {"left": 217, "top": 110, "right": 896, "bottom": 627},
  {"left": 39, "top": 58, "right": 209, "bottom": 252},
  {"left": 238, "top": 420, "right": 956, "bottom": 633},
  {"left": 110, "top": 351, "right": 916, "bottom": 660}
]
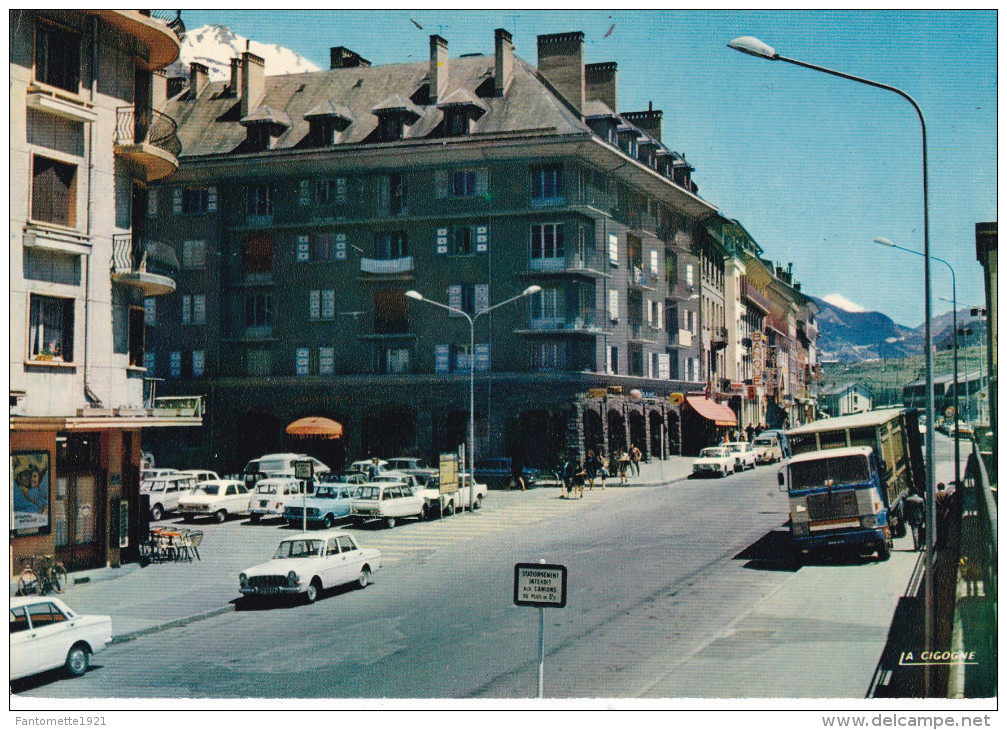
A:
[
  {"left": 143, "top": 10, "right": 186, "bottom": 41},
  {"left": 115, "top": 106, "right": 181, "bottom": 158},
  {"left": 526, "top": 308, "right": 610, "bottom": 334},
  {"left": 528, "top": 249, "right": 607, "bottom": 274},
  {"left": 112, "top": 234, "right": 179, "bottom": 277},
  {"left": 629, "top": 266, "right": 659, "bottom": 289},
  {"left": 360, "top": 256, "right": 414, "bottom": 275}
]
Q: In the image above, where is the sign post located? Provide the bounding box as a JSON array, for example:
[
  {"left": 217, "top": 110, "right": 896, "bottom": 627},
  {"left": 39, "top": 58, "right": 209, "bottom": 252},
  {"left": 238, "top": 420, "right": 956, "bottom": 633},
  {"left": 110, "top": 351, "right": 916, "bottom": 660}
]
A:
[
  {"left": 438, "top": 453, "right": 458, "bottom": 520},
  {"left": 293, "top": 460, "right": 314, "bottom": 532},
  {"left": 514, "top": 561, "right": 568, "bottom": 698}
]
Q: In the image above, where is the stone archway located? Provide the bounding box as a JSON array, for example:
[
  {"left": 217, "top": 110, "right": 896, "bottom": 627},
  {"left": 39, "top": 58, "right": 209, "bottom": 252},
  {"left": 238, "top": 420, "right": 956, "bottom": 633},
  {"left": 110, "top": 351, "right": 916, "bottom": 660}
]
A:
[
  {"left": 583, "top": 408, "right": 604, "bottom": 459},
  {"left": 667, "top": 409, "right": 682, "bottom": 455},
  {"left": 648, "top": 409, "right": 664, "bottom": 458},
  {"left": 628, "top": 409, "right": 646, "bottom": 457},
  {"left": 607, "top": 409, "right": 627, "bottom": 455}
]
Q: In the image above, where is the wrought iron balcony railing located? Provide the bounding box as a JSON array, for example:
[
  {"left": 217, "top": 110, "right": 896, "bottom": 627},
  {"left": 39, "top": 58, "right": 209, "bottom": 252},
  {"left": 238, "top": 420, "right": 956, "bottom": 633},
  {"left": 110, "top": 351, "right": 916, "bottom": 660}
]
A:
[
  {"left": 142, "top": 10, "right": 186, "bottom": 41},
  {"left": 115, "top": 106, "right": 181, "bottom": 158},
  {"left": 112, "top": 234, "right": 179, "bottom": 278}
]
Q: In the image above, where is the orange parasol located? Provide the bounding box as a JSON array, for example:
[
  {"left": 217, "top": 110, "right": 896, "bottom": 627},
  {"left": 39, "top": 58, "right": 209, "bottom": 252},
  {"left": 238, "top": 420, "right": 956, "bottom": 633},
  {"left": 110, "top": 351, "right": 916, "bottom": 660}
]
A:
[{"left": 285, "top": 416, "right": 344, "bottom": 439}]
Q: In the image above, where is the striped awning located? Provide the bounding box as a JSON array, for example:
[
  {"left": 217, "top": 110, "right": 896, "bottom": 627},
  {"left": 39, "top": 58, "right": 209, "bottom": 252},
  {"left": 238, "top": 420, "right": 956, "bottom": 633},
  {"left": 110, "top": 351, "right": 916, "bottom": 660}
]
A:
[{"left": 685, "top": 396, "right": 738, "bottom": 427}]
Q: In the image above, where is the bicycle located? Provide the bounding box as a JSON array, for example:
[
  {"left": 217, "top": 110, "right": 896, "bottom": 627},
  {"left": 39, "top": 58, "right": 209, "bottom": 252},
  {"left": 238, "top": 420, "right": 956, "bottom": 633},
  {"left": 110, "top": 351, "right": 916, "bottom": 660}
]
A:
[{"left": 16, "top": 554, "right": 68, "bottom": 595}]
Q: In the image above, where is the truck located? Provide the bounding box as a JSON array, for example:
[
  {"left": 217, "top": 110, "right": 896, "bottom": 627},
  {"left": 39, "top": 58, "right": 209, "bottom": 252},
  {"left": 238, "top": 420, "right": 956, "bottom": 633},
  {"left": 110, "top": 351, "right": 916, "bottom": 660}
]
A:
[{"left": 780, "top": 408, "right": 925, "bottom": 561}]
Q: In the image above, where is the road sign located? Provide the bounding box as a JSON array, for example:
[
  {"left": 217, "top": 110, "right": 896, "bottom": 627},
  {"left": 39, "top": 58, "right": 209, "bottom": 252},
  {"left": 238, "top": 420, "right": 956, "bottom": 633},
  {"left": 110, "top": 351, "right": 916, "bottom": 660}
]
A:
[
  {"left": 293, "top": 460, "right": 314, "bottom": 480},
  {"left": 669, "top": 392, "right": 684, "bottom": 405},
  {"left": 513, "top": 563, "right": 568, "bottom": 608},
  {"left": 945, "top": 407, "right": 955, "bottom": 419},
  {"left": 438, "top": 453, "right": 458, "bottom": 494}
]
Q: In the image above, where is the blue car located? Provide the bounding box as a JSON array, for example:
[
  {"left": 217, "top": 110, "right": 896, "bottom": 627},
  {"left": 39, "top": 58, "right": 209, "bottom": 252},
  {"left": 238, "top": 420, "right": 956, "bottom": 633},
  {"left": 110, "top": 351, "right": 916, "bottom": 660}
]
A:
[{"left": 283, "top": 485, "right": 358, "bottom": 529}]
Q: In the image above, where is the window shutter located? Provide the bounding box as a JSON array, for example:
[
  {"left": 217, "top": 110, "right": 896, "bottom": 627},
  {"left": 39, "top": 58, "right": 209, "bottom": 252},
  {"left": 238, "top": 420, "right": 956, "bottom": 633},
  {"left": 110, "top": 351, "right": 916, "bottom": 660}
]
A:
[
  {"left": 646, "top": 299, "right": 652, "bottom": 326},
  {"left": 656, "top": 301, "right": 663, "bottom": 330},
  {"left": 181, "top": 296, "right": 192, "bottom": 325},
  {"left": 297, "top": 234, "right": 310, "bottom": 263},
  {"left": 147, "top": 189, "right": 158, "bottom": 217},
  {"left": 650, "top": 249, "right": 659, "bottom": 274},
  {"left": 475, "top": 168, "right": 488, "bottom": 197},
  {"left": 334, "top": 233, "right": 347, "bottom": 261},
  {"left": 319, "top": 347, "right": 335, "bottom": 375},
  {"left": 435, "top": 344, "right": 451, "bottom": 373},
  {"left": 608, "top": 233, "right": 619, "bottom": 266},
  {"left": 144, "top": 297, "right": 156, "bottom": 325},
  {"left": 207, "top": 186, "right": 218, "bottom": 212},
  {"left": 299, "top": 179, "right": 310, "bottom": 206},
  {"left": 192, "top": 351, "right": 205, "bottom": 378},
  {"left": 436, "top": 227, "right": 449, "bottom": 255},
  {"left": 194, "top": 295, "right": 206, "bottom": 325},
  {"left": 475, "top": 343, "right": 490, "bottom": 372},
  {"left": 448, "top": 285, "right": 462, "bottom": 314},
  {"left": 321, "top": 290, "right": 335, "bottom": 319},
  {"left": 309, "top": 290, "right": 320, "bottom": 319},
  {"left": 474, "top": 284, "right": 489, "bottom": 314},
  {"left": 608, "top": 289, "right": 619, "bottom": 322},
  {"left": 336, "top": 177, "right": 347, "bottom": 203},
  {"left": 658, "top": 353, "right": 670, "bottom": 380},
  {"left": 434, "top": 169, "right": 449, "bottom": 199},
  {"left": 296, "top": 348, "right": 310, "bottom": 376},
  {"left": 144, "top": 351, "right": 156, "bottom": 372},
  {"left": 169, "top": 351, "right": 181, "bottom": 378},
  {"left": 475, "top": 224, "right": 489, "bottom": 253},
  {"left": 172, "top": 188, "right": 182, "bottom": 214}
]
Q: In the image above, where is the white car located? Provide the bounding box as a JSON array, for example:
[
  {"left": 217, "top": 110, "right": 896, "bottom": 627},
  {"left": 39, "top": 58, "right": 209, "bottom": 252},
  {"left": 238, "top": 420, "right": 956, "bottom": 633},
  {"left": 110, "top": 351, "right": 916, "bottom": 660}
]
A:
[
  {"left": 242, "top": 453, "right": 330, "bottom": 489},
  {"left": 347, "top": 459, "right": 389, "bottom": 479},
  {"left": 249, "top": 477, "right": 306, "bottom": 522},
  {"left": 141, "top": 473, "right": 200, "bottom": 520},
  {"left": 751, "top": 434, "right": 783, "bottom": 464},
  {"left": 10, "top": 596, "right": 112, "bottom": 680},
  {"left": 238, "top": 531, "right": 381, "bottom": 603},
  {"left": 140, "top": 467, "right": 178, "bottom": 482},
  {"left": 178, "top": 479, "right": 251, "bottom": 522},
  {"left": 177, "top": 469, "right": 220, "bottom": 483},
  {"left": 350, "top": 482, "right": 425, "bottom": 528},
  {"left": 692, "top": 447, "right": 736, "bottom": 478},
  {"left": 724, "top": 441, "right": 757, "bottom": 471}
]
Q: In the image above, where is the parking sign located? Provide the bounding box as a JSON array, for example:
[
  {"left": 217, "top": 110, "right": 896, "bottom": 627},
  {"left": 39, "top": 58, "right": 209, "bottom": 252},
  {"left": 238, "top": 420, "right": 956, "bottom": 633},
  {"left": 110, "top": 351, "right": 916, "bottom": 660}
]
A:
[{"left": 513, "top": 563, "right": 567, "bottom": 608}]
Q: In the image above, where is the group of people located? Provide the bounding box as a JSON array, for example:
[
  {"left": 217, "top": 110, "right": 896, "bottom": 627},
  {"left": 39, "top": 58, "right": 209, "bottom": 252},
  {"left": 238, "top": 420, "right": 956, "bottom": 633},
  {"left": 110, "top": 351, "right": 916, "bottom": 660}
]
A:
[{"left": 559, "top": 444, "right": 642, "bottom": 499}]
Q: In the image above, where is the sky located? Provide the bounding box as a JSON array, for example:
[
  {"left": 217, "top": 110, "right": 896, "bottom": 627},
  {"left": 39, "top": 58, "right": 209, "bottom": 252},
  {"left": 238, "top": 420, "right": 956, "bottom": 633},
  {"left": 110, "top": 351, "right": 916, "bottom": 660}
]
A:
[{"left": 181, "top": 9, "right": 997, "bottom": 328}]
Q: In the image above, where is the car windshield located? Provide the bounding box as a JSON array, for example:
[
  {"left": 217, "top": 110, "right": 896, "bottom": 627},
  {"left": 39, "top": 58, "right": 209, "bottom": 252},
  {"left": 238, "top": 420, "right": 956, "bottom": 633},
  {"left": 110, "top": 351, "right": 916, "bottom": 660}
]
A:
[
  {"left": 700, "top": 448, "right": 728, "bottom": 458},
  {"left": 256, "top": 483, "right": 279, "bottom": 494},
  {"left": 753, "top": 438, "right": 773, "bottom": 446},
  {"left": 146, "top": 480, "right": 167, "bottom": 492},
  {"left": 245, "top": 459, "right": 288, "bottom": 474},
  {"left": 355, "top": 486, "right": 381, "bottom": 500},
  {"left": 272, "top": 539, "right": 322, "bottom": 559},
  {"left": 789, "top": 455, "right": 871, "bottom": 491},
  {"left": 198, "top": 485, "right": 221, "bottom": 495}
]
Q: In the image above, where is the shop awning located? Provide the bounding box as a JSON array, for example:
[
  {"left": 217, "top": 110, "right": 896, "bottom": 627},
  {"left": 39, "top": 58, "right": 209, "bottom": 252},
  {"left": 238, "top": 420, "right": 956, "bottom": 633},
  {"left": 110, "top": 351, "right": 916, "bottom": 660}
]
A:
[
  {"left": 286, "top": 416, "right": 343, "bottom": 439},
  {"left": 685, "top": 396, "right": 738, "bottom": 427}
]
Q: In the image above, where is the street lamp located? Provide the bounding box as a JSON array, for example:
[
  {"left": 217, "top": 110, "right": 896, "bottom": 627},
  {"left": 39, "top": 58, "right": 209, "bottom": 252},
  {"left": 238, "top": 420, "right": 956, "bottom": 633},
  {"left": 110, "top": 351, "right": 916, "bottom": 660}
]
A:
[
  {"left": 876, "top": 237, "right": 960, "bottom": 494},
  {"left": 730, "top": 36, "right": 937, "bottom": 692},
  {"left": 406, "top": 285, "right": 541, "bottom": 512}
]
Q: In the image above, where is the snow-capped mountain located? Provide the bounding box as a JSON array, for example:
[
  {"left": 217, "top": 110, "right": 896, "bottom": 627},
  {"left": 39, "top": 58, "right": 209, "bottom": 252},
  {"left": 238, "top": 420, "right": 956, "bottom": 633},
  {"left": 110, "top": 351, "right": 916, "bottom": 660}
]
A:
[{"left": 164, "top": 24, "right": 319, "bottom": 81}]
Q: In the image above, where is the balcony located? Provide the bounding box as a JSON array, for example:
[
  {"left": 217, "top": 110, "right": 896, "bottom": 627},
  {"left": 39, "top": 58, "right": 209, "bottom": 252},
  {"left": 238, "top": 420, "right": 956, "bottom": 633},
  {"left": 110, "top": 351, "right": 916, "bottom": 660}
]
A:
[
  {"left": 741, "top": 280, "right": 771, "bottom": 314},
  {"left": 515, "top": 309, "right": 610, "bottom": 337},
  {"left": 628, "top": 266, "right": 659, "bottom": 291},
  {"left": 672, "top": 329, "right": 694, "bottom": 348},
  {"left": 111, "top": 234, "right": 177, "bottom": 296},
  {"left": 359, "top": 256, "right": 415, "bottom": 279},
  {"left": 524, "top": 250, "right": 609, "bottom": 278},
  {"left": 669, "top": 280, "right": 698, "bottom": 300},
  {"left": 628, "top": 322, "right": 661, "bottom": 343},
  {"left": 713, "top": 326, "right": 729, "bottom": 343},
  {"left": 114, "top": 106, "right": 181, "bottom": 181}
]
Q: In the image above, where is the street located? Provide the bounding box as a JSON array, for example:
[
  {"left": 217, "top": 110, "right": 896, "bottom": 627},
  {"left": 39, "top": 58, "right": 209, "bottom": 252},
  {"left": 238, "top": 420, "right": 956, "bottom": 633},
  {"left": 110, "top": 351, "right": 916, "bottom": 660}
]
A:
[{"left": 13, "top": 435, "right": 962, "bottom": 699}]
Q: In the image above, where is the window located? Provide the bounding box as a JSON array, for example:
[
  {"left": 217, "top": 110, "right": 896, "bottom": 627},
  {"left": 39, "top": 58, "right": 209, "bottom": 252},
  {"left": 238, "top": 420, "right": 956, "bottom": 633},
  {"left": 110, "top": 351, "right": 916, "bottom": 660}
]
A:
[
  {"left": 607, "top": 345, "right": 619, "bottom": 375},
  {"left": 309, "top": 119, "right": 340, "bottom": 147},
  {"left": 312, "top": 233, "right": 338, "bottom": 261},
  {"left": 378, "top": 115, "right": 404, "bottom": 142},
  {"left": 245, "top": 293, "right": 273, "bottom": 329},
  {"left": 379, "top": 173, "right": 407, "bottom": 216},
  {"left": 608, "top": 233, "right": 619, "bottom": 267},
  {"left": 35, "top": 20, "right": 80, "bottom": 93},
  {"left": 531, "top": 164, "right": 562, "bottom": 201},
  {"left": 182, "top": 188, "right": 208, "bottom": 215},
  {"left": 242, "top": 235, "right": 273, "bottom": 276},
  {"left": 376, "top": 231, "right": 408, "bottom": 260},
  {"left": 246, "top": 184, "right": 273, "bottom": 217},
  {"left": 531, "top": 342, "right": 566, "bottom": 371},
  {"left": 317, "top": 178, "right": 347, "bottom": 205},
  {"left": 246, "top": 125, "right": 275, "bottom": 151},
  {"left": 181, "top": 240, "right": 207, "bottom": 269},
  {"left": 530, "top": 224, "right": 564, "bottom": 260},
  {"left": 374, "top": 289, "right": 409, "bottom": 334},
  {"left": 378, "top": 347, "right": 410, "bottom": 374},
  {"left": 31, "top": 155, "right": 77, "bottom": 227},
  {"left": 531, "top": 287, "right": 564, "bottom": 322},
  {"left": 453, "top": 170, "right": 476, "bottom": 197},
  {"left": 444, "top": 110, "right": 470, "bottom": 137},
  {"left": 28, "top": 294, "right": 73, "bottom": 362},
  {"left": 451, "top": 226, "right": 472, "bottom": 255},
  {"left": 247, "top": 349, "right": 272, "bottom": 376},
  {"left": 128, "top": 306, "right": 145, "bottom": 367}
]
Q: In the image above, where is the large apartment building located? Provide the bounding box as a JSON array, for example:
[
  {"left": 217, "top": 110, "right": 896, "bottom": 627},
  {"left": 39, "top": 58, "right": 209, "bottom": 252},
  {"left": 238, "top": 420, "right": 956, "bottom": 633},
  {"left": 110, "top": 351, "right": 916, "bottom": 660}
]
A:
[
  {"left": 10, "top": 10, "right": 197, "bottom": 574},
  {"left": 142, "top": 29, "right": 734, "bottom": 471}
]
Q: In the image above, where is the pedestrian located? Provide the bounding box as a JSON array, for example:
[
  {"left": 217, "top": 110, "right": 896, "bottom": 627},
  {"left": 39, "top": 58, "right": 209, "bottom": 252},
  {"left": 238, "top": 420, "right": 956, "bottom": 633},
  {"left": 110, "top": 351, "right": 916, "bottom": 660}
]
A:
[
  {"left": 630, "top": 444, "right": 642, "bottom": 476},
  {"left": 509, "top": 457, "right": 526, "bottom": 491},
  {"left": 618, "top": 449, "right": 630, "bottom": 485},
  {"left": 903, "top": 493, "right": 925, "bottom": 550},
  {"left": 746, "top": 424, "right": 755, "bottom": 442},
  {"left": 561, "top": 456, "right": 575, "bottom": 499},
  {"left": 574, "top": 460, "right": 586, "bottom": 498},
  {"left": 585, "top": 450, "right": 598, "bottom": 491},
  {"left": 599, "top": 454, "right": 609, "bottom": 490}
]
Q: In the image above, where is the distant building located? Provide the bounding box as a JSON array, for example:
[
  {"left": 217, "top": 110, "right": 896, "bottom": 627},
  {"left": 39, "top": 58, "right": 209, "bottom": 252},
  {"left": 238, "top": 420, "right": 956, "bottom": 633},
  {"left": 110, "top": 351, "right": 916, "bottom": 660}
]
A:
[
  {"left": 975, "top": 221, "right": 996, "bottom": 462},
  {"left": 819, "top": 383, "right": 872, "bottom": 417}
]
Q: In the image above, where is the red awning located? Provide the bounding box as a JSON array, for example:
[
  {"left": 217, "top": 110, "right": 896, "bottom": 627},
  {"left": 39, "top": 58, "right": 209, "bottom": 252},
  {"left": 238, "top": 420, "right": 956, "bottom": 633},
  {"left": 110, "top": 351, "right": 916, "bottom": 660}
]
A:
[{"left": 685, "top": 396, "right": 738, "bottom": 427}]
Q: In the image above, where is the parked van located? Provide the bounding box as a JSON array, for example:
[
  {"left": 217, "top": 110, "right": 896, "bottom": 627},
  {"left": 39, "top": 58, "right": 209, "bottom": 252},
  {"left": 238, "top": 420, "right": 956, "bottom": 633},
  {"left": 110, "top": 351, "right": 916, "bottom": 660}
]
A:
[
  {"left": 242, "top": 453, "right": 330, "bottom": 489},
  {"left": 141, "top": 473, "right": 199, "bottom": 521}
]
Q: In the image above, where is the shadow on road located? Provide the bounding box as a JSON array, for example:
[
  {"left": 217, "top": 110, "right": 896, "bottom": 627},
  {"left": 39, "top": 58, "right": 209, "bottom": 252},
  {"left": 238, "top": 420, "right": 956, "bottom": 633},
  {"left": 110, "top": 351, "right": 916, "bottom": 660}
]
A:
[
  {"left": 733, "top": 526, "right": 800, "bottom": 572},
  {"left": 10, "top": 663, "right": 104, "bottom": 694},
  {"left": 232, "top": 581, "right": 360, "bottom": 612}
]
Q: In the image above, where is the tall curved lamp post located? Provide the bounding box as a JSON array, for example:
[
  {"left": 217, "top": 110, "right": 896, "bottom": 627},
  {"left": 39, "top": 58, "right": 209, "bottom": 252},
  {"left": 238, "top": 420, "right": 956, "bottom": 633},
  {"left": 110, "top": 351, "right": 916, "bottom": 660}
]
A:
[
  {"left": 407, "top": 285, "right": 541, "bottom": 512},
  {"left": 729, "top": 36, "right": 937, "bottom": 692},
  {"left": 876, "top": 237, "right": 960, "bottom": 492}
]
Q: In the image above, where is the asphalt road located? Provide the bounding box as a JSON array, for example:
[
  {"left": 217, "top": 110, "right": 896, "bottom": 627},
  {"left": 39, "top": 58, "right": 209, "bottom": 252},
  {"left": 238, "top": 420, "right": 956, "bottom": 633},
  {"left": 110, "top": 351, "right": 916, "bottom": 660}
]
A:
[{"left": 15, "top": 436, "right": 961, "bottom": 700}]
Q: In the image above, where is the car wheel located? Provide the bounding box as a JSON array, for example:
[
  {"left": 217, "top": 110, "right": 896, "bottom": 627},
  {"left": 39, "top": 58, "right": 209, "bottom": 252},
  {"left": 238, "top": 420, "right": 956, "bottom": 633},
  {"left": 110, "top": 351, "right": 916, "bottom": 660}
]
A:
[
  {"left": 385, "top": 516, "right": 397, "bottom": 529},
  {"left": 65, "top": 644, "right": 90, "bottom": 677},
  {"left": 357, "top": 567, "right": 371, "bottom": 589},
  {"left": 150, "top": 503, "right": 163, "bottom": 521},
  {"left": 304, "top": 579, "right": 321, "bottom": 604},
  {"left": 472, "top": 496, "right": 482, "bottom": 510},
  {"left": 444, "top": 501, "right": 455, "bottom": 517},
  {"left": 876, "top": 539, "right": 891, "bottom": 562},
  {"left": 214, "top": 509, "right": 227, "bottom": 524},
  {"left": 322, "top": 514, "right": 333, "bottom": 529}
]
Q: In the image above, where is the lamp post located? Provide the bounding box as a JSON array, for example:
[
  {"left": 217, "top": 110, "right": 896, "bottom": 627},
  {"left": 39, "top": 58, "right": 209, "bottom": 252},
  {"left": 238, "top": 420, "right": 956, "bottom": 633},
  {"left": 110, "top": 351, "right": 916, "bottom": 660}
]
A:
[
  {"left": 406, "top": 285, "right": 541, "bottom": 512},
  {"left": 729, "top": 36, "right": 937, "bottom": 693}
]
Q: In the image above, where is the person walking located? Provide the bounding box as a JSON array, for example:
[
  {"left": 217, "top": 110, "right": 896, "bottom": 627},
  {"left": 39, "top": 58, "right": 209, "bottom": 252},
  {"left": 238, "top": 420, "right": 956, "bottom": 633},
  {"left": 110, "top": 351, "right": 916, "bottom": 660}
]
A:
[
  {"left": 561, "top": 456, "right": 575, "bottom": 499},
  {"left": 599, "top": 454, "right": 609, "bottom": 490},
  {"left": 630, "top": 444, "right": 642, "bottom": 477},
  {"left": 746, "top": 424, "right": 755, "bottom": 442},
  {"left": 585, "top": 450, "right": 598, "bottom": 491},
  {"left": 618, "top": 449, "right": 630, "bottom": 485},
  {"left": 509, "top": 457, "right": 526, "bottom": 491},
  {"left": 573, "top": 460, "right": 586, "bottom": 499}
]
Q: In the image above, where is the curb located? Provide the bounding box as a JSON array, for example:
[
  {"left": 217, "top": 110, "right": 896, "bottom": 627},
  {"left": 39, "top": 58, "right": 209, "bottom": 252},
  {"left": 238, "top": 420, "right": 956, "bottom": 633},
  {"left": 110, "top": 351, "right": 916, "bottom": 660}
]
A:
[{"left": 111, "top": 603, "right": 235, "bottom": 644}]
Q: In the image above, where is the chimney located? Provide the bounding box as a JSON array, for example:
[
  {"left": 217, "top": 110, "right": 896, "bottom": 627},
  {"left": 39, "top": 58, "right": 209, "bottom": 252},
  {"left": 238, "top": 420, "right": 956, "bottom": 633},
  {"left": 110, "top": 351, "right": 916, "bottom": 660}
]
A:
[
  {"left": 429, "top": 35, "right": 448, "bottom": 103},
  {"left": 494, "top": 28, "right": 513, "bottom": 97},
  {"left": 189, "top": 62, "right": 209, "bottom": 98},
  {"left": 330, "top": 46, "right": 371, "bottom": 69},
  {"left": 240, "top": 51, "right": 265, "bottom": 118},
  {"left": 229, "top": 57, "right": 243, "bottom": 97},
  {"left": 167, "top": 75, "right": 187, "bottom": 99},
  {"left": 537, "top": 32, "right": 585, "bottom": 115},
  {"left": 585, "top": 62, "right": 617, "bottom": 110},
  {"left": 621, "top": 107, "right": 663, "bottom": 142}
]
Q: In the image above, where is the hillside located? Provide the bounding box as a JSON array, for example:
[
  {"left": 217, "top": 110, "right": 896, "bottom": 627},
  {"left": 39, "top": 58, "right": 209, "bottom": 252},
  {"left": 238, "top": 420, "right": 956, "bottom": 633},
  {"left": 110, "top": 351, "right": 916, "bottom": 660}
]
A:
[{"left": 164, "top": 23, "right": 320, "bottom": 81}]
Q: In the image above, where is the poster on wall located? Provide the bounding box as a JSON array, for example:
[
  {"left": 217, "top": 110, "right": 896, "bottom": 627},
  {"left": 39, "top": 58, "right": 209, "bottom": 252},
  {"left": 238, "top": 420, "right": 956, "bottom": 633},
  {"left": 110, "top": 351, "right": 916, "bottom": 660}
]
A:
[{"left": 11, "top": 450, "right": 51, "bottom": 535}]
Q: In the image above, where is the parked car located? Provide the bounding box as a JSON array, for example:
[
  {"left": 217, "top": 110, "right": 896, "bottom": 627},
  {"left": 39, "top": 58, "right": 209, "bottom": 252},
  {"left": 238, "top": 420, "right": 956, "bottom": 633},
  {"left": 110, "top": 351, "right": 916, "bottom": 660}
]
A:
[
  {"left": 10, "top": 596, "right": 113, "bottom": 680},
  {"left": 249, "top": 477, "right": 306, "bottom": 523},
  {"left": 347, "top": 459, "right": 389, "bottom": 479},
  {"left": 692, "top": 447, "right": 736, "bottom": 478},
  {"left": 178, "top": 479, "right": 252, "bottom": 523},
  {"left": 242, "top": 453, "right": 330, "bottom": 490},
  {"left": 140, "top": 467, "right": 178, "bottom": 482},
  {"left": 284, "top": 484, "right": 359, "bottom": 529},
  {"left": 724, "top": 441, "right": 757, "bottom": 471},
  {"left": 384, "top": 456, "right": 428, "bottom": 472},
  {"left": 473, "top": 457, "right": 541, "bottom": 489},
  {"left": 238, "top": 531, "right": 381, "bottom": 603},
  {"left": 350, "top": 482, "right": 425, "bottom": 528},
  {"left": 751, "top": 434, "right": 783, "bottom": 464},
  {"left": 177, "top": 469, "right": 220, "bottom": 483},
  {"left": 414, "top": 472, "right": 488, "bottom": 518},
  {"left": 318, "top": 471, "right": 367, "bottom": 486},
  {"left": 141, "top": 473, "right": 199, "bottom": 521}
]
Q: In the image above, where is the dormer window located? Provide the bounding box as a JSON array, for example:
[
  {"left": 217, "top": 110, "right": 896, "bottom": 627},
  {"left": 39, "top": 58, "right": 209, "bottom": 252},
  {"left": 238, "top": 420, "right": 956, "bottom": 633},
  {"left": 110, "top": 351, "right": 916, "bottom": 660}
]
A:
[
  {"left": 310, "top": 118, "right": 339, "bottom": 146},
  {"left": 304, "top": 101, "right": 354, "bottom": 148},
  {"left": 240, "top": 105, "right": 291, "bottom": 152},
  {"left": 617, "top": 127, "right": 640, "bottom": 158},
  {"left": 247, "top": 124, "right": 276, "bottom": 150},
  {"left": 435, "top": 89, "right": 487, "bottom": 138},
  {"left": 445, "top": 110, "right": 470, "bottom": 137},
  {"left": 371, "top": 94, "right": 423, "bottom": 143},
  {"left": 378, "top": 115, "right": 404, "bottom": 142}
]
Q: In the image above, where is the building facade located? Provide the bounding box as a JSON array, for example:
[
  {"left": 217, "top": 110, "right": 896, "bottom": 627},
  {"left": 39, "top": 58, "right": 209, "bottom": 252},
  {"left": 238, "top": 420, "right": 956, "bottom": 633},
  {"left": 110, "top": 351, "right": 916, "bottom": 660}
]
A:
[
  {"left": 9, "top": 10, "right": 198, "bottom": 575},
  {"left": 819, "top": 382, "right": 872, "bottom": 417}
]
